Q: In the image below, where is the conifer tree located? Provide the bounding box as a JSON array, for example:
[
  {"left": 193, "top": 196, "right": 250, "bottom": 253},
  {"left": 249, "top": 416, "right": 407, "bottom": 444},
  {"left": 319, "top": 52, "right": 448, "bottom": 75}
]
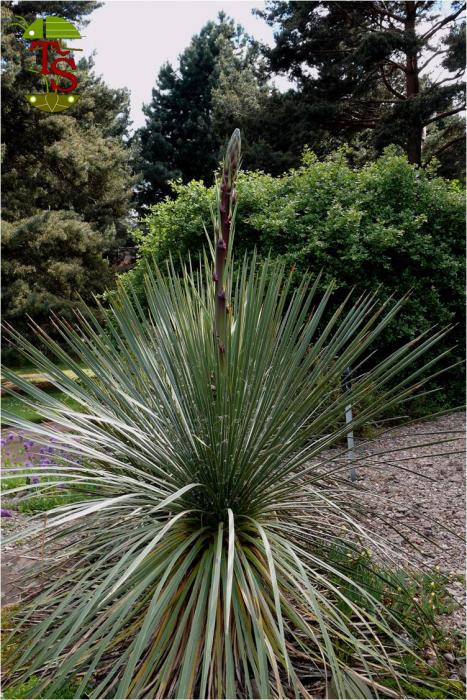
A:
[
  {"left": 2, "top": 212, "right": 114, "bottom": 342},
  {"left": 1, "top": 1, "right": 136, "bottom": 351},
  {"left": 136, "top": 14, "right": 255, "bottom": 205},
  {"left": 258, "top": 1, "right": 466, "bottom": 167}
]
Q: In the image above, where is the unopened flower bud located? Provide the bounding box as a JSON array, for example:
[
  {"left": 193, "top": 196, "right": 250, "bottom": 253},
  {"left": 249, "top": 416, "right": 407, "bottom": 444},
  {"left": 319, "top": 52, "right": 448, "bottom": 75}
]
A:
[{"left": 225, "top": 128, "right": 241, "bottom": 185}]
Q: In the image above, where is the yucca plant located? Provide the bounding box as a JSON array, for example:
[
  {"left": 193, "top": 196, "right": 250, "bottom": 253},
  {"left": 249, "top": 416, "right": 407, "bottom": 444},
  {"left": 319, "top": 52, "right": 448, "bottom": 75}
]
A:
[{"left": 2, "top": 131, "right": 456, "bottom": 699}]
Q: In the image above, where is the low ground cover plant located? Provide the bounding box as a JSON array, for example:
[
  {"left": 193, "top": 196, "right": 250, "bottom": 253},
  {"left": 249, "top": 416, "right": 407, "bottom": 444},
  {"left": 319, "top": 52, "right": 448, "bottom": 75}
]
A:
[
  {"left": 1, "top": 432, "right": 82, "bottom": 514},
  {"left": 1, "top": 131, "right": 461, "bottom": 699}
]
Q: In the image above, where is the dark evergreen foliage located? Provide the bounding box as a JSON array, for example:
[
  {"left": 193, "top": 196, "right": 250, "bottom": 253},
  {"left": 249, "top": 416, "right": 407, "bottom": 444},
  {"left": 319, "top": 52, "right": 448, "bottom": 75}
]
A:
[
  {"left": 136, "top": 14, "right": 254, "bottom": 205},
  {"left": 2, "top": 211, "right": 114, "bottom": 341},
  {"left": 1, "top": 1, "right": 135, "bottom": 352},
  {"left": 257, "top": 1, "right": 466, "bottom": 169}
]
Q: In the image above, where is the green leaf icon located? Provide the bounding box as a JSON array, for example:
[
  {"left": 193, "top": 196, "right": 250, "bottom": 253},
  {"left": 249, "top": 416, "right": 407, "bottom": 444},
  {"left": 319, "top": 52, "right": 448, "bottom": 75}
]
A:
[{"left": 23, "top": 17, "right": 81, "bottom": 39}]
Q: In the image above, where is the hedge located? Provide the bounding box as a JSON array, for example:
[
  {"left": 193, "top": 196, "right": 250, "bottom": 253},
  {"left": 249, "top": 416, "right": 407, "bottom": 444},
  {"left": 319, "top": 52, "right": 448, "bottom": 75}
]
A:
[{"left": 122, "top": 148, "right": 465, "bottom": 411}]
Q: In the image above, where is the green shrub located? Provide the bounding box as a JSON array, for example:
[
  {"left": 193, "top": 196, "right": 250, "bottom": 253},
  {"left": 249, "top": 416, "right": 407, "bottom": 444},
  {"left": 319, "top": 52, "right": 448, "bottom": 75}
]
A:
[{"left": 125, "top": 148, "right": 465, "bottom": 410}]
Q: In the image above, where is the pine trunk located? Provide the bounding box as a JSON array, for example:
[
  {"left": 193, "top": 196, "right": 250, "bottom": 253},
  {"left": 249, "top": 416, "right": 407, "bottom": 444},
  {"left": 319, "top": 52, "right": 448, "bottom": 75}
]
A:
[{"left": 404, "top": 1, "right": 422, "bottom": 165}]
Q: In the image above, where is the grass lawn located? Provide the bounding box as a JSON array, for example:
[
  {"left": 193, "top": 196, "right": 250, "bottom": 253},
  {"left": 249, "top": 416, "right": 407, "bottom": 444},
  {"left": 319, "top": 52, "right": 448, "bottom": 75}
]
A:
[
  {"left": 1, "top": 389, "right": 82, "bottom": 426},
  {"left": 1, "top": 362, "right": 90, "bottom": 426}
]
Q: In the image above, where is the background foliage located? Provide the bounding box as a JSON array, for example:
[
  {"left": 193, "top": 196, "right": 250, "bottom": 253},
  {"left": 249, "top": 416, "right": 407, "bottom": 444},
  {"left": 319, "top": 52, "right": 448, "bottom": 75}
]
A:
[
  {"left": 257, "top": 1, "right": 466, "bottom": 167},
  {"left": 135, "top": 2, "right": 466, "bottom": 207},
  {"left": 124, "top": 149, "right": 465, "bottom": 409},
  {"left": 2, "top": 211, "right": 114, "bottom": 341},
  {"left": 135, "top": 13, "right": 266, "bottom": 205},
  {"left": 1, "top": 1, "right": 136, "bottom": 354}
]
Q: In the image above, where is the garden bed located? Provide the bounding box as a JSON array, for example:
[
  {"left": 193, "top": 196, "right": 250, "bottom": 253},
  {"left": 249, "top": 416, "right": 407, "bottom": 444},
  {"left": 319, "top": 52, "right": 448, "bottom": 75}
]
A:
[{"left": 2, "top": 412, "right": 465, "bottom": 696}]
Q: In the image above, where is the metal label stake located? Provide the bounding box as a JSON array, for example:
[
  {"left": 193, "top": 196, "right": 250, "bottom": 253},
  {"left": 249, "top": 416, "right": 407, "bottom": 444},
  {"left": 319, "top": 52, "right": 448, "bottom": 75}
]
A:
[{"left": 342, "top": 367, "right": 357, "bottom": 482}]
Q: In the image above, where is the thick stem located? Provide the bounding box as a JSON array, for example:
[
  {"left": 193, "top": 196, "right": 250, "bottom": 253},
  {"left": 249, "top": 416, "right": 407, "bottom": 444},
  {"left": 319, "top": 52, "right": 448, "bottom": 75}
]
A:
[
  {"left": 215, "top": 237, "right": 227, "bottom": 354},
  {"left": 213, "top": 129, "right": 241, "bottom": 358}
]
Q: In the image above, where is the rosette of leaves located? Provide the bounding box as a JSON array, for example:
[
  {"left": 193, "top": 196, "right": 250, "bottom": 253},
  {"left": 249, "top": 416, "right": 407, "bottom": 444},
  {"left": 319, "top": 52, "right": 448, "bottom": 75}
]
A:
[{"left": 2, "top": 132, "right": 454, "bottom": 699}]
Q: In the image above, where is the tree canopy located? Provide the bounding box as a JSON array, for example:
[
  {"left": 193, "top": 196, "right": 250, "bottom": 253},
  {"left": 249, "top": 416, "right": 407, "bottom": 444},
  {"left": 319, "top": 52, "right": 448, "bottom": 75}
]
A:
[
  {"left": 1, "top": 1, "right": 135, "bottom": 353},
  {"left": 136, "top": 13, "right": 266, "bottom": 205},
  {"left": 135, "top": 3, "right": 466, "bottom": 204},
  {"left": 257, "top": 1, "right": 466, "bottom": 166}
]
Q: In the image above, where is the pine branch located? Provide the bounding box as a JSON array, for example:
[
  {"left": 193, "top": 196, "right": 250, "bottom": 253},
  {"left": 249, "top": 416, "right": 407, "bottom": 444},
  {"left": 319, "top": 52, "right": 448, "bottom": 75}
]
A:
[
  {"left": 432, "top": 135, "right": 465, "bottom": 157},
  {"left": 380, "top": 66, "right": 406, "bottom": 100},
  {"left": 419, "top": 49, "right": 448, "bottom": 73},
  {"left": 387, "top": 59, "right": 407, "bottom": 74},
  {"left": 424, "top": 105, "right": 467, "bottom": 126},
  {"left": 373, "top": 2, "right": 405, "bottom": 23},
  {"left": 420, "top": 4, "right": 466, "bottom": 44},
  {"left": 431, "top": 71, "right": 465, "bottom": 87}
]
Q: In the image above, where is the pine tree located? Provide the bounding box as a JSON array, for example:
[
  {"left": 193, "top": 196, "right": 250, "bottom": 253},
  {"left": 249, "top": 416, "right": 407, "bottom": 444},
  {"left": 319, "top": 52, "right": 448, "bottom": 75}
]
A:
[
  {"left": 258, "top": 1, "right": 466, "bottom": 167},
  {"left": 211, "top": 35, "right": 300, "bottom": 175},
  {"left": 213, "top": 60, "right": 352, "bottom": 175},
  {"left": 423, "top": 114, "right": 466, "bottom": 181},
  {"left": 1, "top": 2, "right": 136, "bottom": 349},
  {"left": 1, "top": 5, "right": 134, "bottom": 233},
  {"left": 136, "top": 14, "right": 255, "bottom": 205}
]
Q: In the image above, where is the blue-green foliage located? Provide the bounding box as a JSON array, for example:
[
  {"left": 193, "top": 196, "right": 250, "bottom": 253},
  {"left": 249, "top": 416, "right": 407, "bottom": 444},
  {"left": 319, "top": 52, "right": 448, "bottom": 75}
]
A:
[{"left": 123, "top": 148, "right": 465, "bottom": 409}]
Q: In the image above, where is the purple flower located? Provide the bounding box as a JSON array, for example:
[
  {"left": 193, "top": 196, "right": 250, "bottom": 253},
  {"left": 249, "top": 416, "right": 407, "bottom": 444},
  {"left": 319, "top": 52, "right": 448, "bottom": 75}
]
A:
[
  {"left": 7, "top": 433, "right": 15, "bottom": 441},
  {"left": 24, "top": 440, "right": 34, "bottom": 450},
  {"left": 0, "top": 439, "right": 6, "bottom": 447},
  {"left": 31, "top": 475, "right": 40, "bottom": 484},
  {"left": 39, "top": 448, "right": 46, "bottom": 455},
  {"left": 25, "top": 461, "right": 32, "bottom": 468},
  {"left": 1, "top": 509, "right": 13, "bottom": 518},
  {"left": 47, "top": 446, "right": 54, "bottom": 454},
  {"left": 40, "top": 459, "right": 50, "bottom": 466}
]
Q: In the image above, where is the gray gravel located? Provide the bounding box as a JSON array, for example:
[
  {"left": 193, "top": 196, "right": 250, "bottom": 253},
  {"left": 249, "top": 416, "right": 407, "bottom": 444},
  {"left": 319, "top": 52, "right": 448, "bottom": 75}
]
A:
[{"left": 347, "top": 411, "right": 466, "bottom": 631}]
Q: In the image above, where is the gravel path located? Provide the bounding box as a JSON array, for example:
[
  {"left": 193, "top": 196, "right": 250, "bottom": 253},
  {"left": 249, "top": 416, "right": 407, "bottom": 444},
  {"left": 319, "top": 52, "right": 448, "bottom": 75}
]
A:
[
  {"left": 346, "top": 411, "right": 466, "bottom": 630},
  {"left": 355, "top": 412, "right": 465, "bottom": 572}
]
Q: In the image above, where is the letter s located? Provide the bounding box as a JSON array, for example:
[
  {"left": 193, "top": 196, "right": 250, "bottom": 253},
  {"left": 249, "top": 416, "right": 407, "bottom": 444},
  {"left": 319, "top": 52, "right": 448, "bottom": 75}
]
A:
[{"left": 49, "top": 57, "right": 78, "bottom": 93}]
